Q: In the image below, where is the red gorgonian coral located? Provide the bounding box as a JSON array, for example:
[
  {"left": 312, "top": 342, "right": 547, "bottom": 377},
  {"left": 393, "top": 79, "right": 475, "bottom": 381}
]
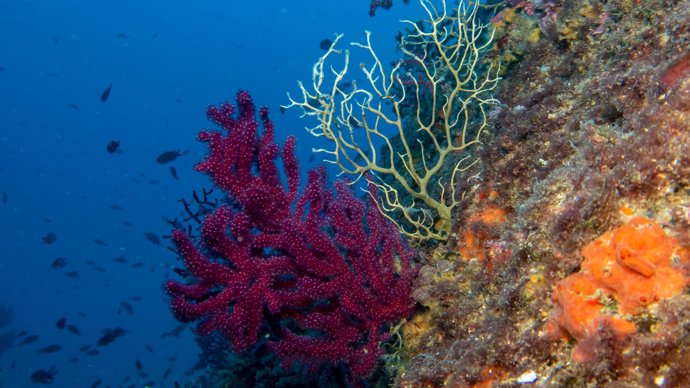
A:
[{"left": 164, "top": 90, "right": 416, "bottom": 377}]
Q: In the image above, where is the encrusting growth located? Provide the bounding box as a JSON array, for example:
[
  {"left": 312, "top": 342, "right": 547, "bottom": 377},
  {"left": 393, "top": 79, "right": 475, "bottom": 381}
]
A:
[{"left": 286, "top": 0, "right": 500, "bottom": 242}]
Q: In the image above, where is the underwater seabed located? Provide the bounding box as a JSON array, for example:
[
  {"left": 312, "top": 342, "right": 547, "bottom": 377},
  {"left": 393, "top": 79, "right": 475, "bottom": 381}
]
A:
[{"left": 395, "top": 0, "right": 690, "bottom": 386}]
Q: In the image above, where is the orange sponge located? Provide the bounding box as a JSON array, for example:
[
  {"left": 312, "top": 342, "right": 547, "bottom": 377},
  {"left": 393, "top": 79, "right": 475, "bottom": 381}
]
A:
[
  {"left": 548, "top": 217, "right": 689, "bottom": 360},
  {"left": 549, "top": 273, "right": 636, "bottom": 343},
  {"left": 459, "top": 207, "right": 507, "bottom": 260},
  {"left": 582, "top": 217, "right": 689, "bottom": 314}
]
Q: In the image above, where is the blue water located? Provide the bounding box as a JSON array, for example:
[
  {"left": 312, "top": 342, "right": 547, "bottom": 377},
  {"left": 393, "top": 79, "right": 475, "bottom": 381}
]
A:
[{"left": 0, "top": 0, "right": 421, "bottom": 386}]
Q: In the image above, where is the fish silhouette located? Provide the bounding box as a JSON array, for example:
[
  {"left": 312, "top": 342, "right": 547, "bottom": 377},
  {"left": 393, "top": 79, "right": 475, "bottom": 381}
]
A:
[
  {"left": 106, "top": 140, "right": 121, "bottom": 154},
  {"left": 30, "top": 367, "right": 57, "bottom": 384},
  {"left": 42, "top": 233, "right": 57, "bottom": 244},
  {"left": 155, "top": 150, "right": 188, "bottom": 164},
  {"left": 100, "top": 83, "right": 112, "bottom": 102}
]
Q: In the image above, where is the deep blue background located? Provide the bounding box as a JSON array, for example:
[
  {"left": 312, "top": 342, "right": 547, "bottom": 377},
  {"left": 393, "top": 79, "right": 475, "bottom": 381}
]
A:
[{"left": 0, "top": 0, "right": 425, "bottom": 386}]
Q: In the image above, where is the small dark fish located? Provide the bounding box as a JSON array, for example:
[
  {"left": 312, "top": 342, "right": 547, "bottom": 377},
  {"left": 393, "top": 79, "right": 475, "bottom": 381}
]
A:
[
  {"left": 19, "top": 335, "right": 39, "bottom": 345},
  {"left": 91, "top": 378, "right": 102, "bottom": 387},
  {"left": 173, "top": 267, "right": 189, "bottom": 278},
  {"left": 97, "top": 327, "right": 126, "bottom": 346},
  {"left": 100, "top": 83, "right": 112, "bottom": 102},
  {"left": 69, "top": 357, "right": 79, "bottom": 363},
  {"left": 152, "top": 32, "right": 159, "bottom": 39},
  {"left": 110, "top": 204, "right": 123, "bottom": 211},
  {"left": 144, "top": 232, "right": 161, "bottom": 246},
  {"left": 50, "top": 257, "right": 68, "bottom": 269},
  {"left": 160, "top": 323, "right": 187, "bottom": 338},
  {"left": 279, "top": 105, "right": 286, "bottom": 114},
  {"left": 42, "top": 217, "right": 53, "bottom": 224},
  {"left": 163, "top": 366, "right": 172, "bottom": 380},
  {"left": 86, "top": 349, "right": 100, "bottom": 356},
  {"left": 85, "top": 260, "right": 97, "bottom": 266},
  {"left": 106, "top": 140, "right": 121, "bottom": 154},
  {"left": 155, "top": 150, "right": 187, "bottom": 164},
  {"left": 340, "top": 79, "right": 358, "bottom": 93},
  {"left": 135, "top": 359, "right": 143, "bottom": 370},
  {"left": 38, "top": 344, "right": 62, "bottom": 353},
  {"left": 52, "top": 35, "right": 60, "bottom": 44},
  {"left": 93, "top": 266, "right": 107, "bottom": 272},
  {"left": 16, "top": 330, "right": 28, "bottom": 337},
  {"left": 131, "top": 262, "right": 145, "bottom": 268},
  {"left": 79, "top": 345, "right": 91, "bottom": 352},
  {"left": 116, "top": 32, "right": 129, "bottom": 38},
  {"left": 93, "top": 239, "right": 108, "bottom": 246},
  {"left": 169, "top": 166, "right": 178, "bottom": 180},
  {"left": 66, "top": 324, "right": 81, "bottom": 335},
  {"left": 64, "top": 271, "right": 80, "bottom": 279},
  {"left": 123, "top": 221, "right": 133, "bottom": 227},
  {"left": 30, "top": 367, "right": 57, "bottom": 384},
  {"left": 67, "top": 103, "right": 80, "bottom": 110},
  {"left": 348, "top": 115, "right": 362, "bottom": 128},
  {"left": 147, "top": 179, "right": 160, "bottom": 185},
  {"left": 319, "top": 38, "right": 332, "bottom": 50},
  {"left": 55, "top": 317, "right": 66, "bottom": 329},
  {"left": 128, "top": 296, "right": 143, "bottom": 301},
  {"left": 0, "top": 65, "right": 5, "bottom": 72},
  {"left": 113, "top": 256, "right": 128, "bottom": 264},
  {"left": 2, "top": 191, "right": 7, "bottom": 204},
  {"left": 42, "top": 232, "right": 57, "bottom": 244},
  {"left": 118, "top": 301, "right": 134, "bottom": 316},
  {"left": 144, "top": 344, "right": 154, "bottom": 352}
]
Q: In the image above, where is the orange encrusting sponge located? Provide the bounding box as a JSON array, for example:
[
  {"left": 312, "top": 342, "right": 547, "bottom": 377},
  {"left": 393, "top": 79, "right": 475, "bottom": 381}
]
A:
[
  {"left": 459, "top": 206, "right": 507, "bottom": 261},
  {"left": 547, "top": 217, "right": 690, "bottom": 361}
]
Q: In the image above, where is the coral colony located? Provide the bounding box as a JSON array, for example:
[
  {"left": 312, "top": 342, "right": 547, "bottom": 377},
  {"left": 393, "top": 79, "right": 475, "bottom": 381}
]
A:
[
  {"left": 164, "top": 91, "right": 416, "bottom": 378},
  {"left": 287, "top": 0, "right": 500, "bottom": 242},
  {"left": 166, "top": 0, "right": 690, "bottom": 385}
]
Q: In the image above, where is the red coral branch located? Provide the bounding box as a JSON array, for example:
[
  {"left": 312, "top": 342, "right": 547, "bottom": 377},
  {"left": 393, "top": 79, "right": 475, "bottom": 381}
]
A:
[{"left": 164, "top": 90, "right": 416, "bottom": 377}]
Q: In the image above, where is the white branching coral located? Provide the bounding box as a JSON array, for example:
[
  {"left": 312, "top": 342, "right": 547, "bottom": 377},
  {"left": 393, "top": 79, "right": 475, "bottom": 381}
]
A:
[{"left": 286, "top": 0, "right": 500, "bottom": 242}]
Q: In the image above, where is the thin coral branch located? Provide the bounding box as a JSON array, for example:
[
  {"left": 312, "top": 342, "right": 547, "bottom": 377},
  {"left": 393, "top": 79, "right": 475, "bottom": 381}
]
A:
[{"left": 286, "top": 0, "right": 501, "bottom": 242}]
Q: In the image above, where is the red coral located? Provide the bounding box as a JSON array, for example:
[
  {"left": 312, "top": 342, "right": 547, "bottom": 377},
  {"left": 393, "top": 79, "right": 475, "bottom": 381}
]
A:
[{"left": 164, "top": 90, "right": 416, "bottom": 377}]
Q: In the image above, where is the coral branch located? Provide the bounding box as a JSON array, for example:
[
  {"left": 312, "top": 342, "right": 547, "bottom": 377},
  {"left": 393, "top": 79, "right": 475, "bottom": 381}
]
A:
[
  {"left": 287, "top": 0, "right": 501, "bottom": 242},
  {"left": 165, "top": 90, "right": 416, "bottom": 378}
]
